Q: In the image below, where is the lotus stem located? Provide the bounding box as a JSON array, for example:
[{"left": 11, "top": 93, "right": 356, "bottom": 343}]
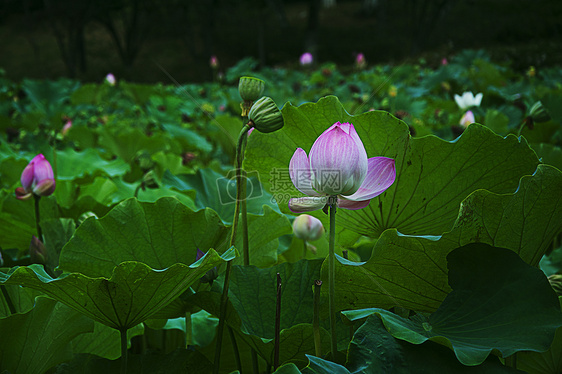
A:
[
  {"left": 313, "top": 280, "right": 322, "bottom": 357},
  {"left": 274, "top": 273, "right": 282, "bottom": 370},
  {"left": 185, "top": 311, "right": 192, "bottom": 348},
  {"left": 214, "top": 124, "right": 251, "bottom": 374},
  {"left": 33, "top": 195, "right": 43, "bottom": 242},
  {"left": 328, "top": 195, "right": 338, "bottom": 359},
  {"left": 227, "top": 326, "right": 243, "bottom": 372},
  {"left": 303, "top": 239, "right": 308, "bottom": 259},
  {"left": 0, "top": 286, "right": 16, "bottom": 315},
  {"left": 120, "top": 328, "right": 128, "bottom": 374}
]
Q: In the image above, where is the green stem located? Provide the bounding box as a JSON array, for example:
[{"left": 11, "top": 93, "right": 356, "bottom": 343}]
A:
[
  {"left": 313, "top": 280, "right": 322, "bottom": 357},
  {"left": 303, "top": 239, "right": 308, "bottom": 259},
  {"left": 227, "top": 326, "right": 243, "bottom": 372},
  {"left": 120, "top": 328, "right": 128, "bottom": 374},
  {"left": 328, "top": 195, "right": 338, "bottom": 359},
  {"left": 134, "top": 183, "right": 142, "bottom": 198},
  {"left": 274, "top": 273, "right": 282, "bottom": 370},
  {"left": 33, "top": 195, "right": 43, "bottom": 242},
  {"left": 1, "top": 286, "right": 16, "bottom": 315},
  {"left": 185, "top": 311, "right": 192, "bottom": 348},
  {"left": 214, "top": 124, "right": 251, "bottom": 374}
]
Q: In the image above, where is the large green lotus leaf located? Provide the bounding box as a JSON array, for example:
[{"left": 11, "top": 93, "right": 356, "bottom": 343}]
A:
[
  {"left": 54, "top": 349, "right": 213, "bottom": 373},
  {"left": 56, "top": 148, "right": 130, "bottom": 180},
  {"left": 346, "top": 315, "right": 522, "bottom": 374},
  {"left": 228, "top": 259, "right": 323, "bottom": 339},
  {"left": 42, "top": 217, "right": 75, "bottom": 276},
  {"left": 162, "top": 168, "right": 280, "bottom": 225},
  {"left": 342, "top": 244, "right": 562, "bottom": 366},
  {"left": 109, "top": 177, "right": 196, "bottom": 209},
  {"left": 273, "top": 363, "right": 301, "bottom": 374},
  {"left": 59, "top": 197, "right": 229, "bottom": 277},
  {"left": 245, "top": 96, "right": 539, "bottom": 237},
  {"left": 330, "top": 164, "right": 562, "bottom": 312},
  {"left": 71, "top": 322, "right": 144, "bottom": 360},
  {"left": 0, "top": 296, "right": 94, "bottom": 374},
  {"left": 0, "top": 249, "right": 234, "bottom": 330},
  {"left": 233, "top": 206, "right": 293, "bottom": 267}
]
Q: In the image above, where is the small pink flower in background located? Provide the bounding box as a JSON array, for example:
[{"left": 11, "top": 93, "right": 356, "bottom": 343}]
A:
[
  {"left": 105, "top": 73, "right": 116, "bottom": 86},
  {"left": 454, "top": 91, "right": 483, "bottom": 111},
  {"left": 441, "top": 58, "right": 448, "bottom": 65},
  {"left": 300, "top": 52, "right": 313, "bottom": 66},
  {"left": 459, "top": 110, "right": 475, "bottom": 128},
  {"left": 210, "top": 55, "right": 219, "bottom": 69},
  {"left": 355, "top": 53, "right": 366, "bottom": 69},
  {"left": 15, "top": 154, "right": 56, "bottom": 200},
  {"left": 293, "top": 214, "right": 325, "bottom": 241},
  {"left": 288, "top": 122, "right": 396, "bottom": 213},
  {"left": 61, "top": 120, "right": 72, "bottom": 137}
]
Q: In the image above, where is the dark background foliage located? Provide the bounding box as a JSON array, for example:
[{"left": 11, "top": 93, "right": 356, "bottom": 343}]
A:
[{"left": 0, "top": 0, "right": 560, "bottom": 83}]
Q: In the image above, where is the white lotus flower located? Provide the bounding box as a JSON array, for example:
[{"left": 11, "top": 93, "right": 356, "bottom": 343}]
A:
[{"left": 454, "top": 92, "right": 483, "bottom": 111}]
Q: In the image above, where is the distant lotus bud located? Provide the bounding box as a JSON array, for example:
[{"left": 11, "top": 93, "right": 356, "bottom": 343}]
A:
[
  {"left": 529, "top": 101, "right": 551, "bottom": 123},
  {"left": 105, "top": 73, "right": 116, "bottom": 86},
  {"left": 527, "top": 66, "right": 536, "bottom": 78},
  {"left": 355, "top": 53, "right": 366, "bottom": 69},
  {"left": 238, "top": 76, "right": 265, "bottom": 102},
  {"left": 29, "top": 236, "right": 47, "bottom": 264},
  {"left": 293, "top": 214, "right": 325, "bottom": 241},
  {"left": 248, "top": 96, "right": 284, "bottom": 133},
  {"left": 459, "top": 110, "right": 475, "bottom": 128},
  {"left": 61, "top": 120, "right": 72, "bottom": 137},
  {"left": 300, "top": 52, "right": 313, "bottom": 66},
  {"left": 142, "top": 171, "right": 159, "bottom": 190},
  {"left": 17, "top": 154, "right": 55, "bottom": 199},
  {"left": 210, "top": 55, "right": 219, "bottom": 69},
  {"left": 441, "top": 58, "right": 448, "bottom": 65}
]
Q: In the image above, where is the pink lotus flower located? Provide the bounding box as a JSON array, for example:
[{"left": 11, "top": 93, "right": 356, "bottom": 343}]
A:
[
  {"left": 105, "top": 73, "right": 116, "bottom": 86},
  {"left": 300, "top": 52, "right": 313, "bottom": 66},
  {"left": 61, "top": 120, "right": 72, "bottom": 137},
  {"left": 210, "top": 55, "right": 219, "bottom": 69},
  {"left": 15, "top": 154, "right": 55, "bottom": 200},
  {"left": 288, "top": 122, "right": 396, "bottom": 212},
  {"left": 459, "top": 110, "right": 475, "bottom": 127},
  {"left": 293, "top": 214, "right": 325, "bottom": 241},
  {"left": 355, "top": 53, "right": 366, "bottom": 69}
]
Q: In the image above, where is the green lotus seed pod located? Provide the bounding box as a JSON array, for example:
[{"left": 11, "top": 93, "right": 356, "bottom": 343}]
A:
[
  {"left": 248, "top": 96, "right": 284, "bottom": 133},
  {"left": 238, "top": 76, "right": 265, "bottom": 102},
  {"left": 529, "top": 101, "right": 551, "bottom": 123}
]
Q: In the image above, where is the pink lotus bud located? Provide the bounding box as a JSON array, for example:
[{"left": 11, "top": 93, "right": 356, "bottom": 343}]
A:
[
  {"left": 293, "top": 214, "right": 325, "bottom": 241},
  {"left": 441, "top": 58, "right": 448, "bottom": 65},
  {"left": 300, "top": 52, "right": 313, "bottom": 66},
  {"left": 459, "top": 110, "right": 475, "bottom": 128},
  {"left": 18, "top": 154, "right": 55, "bottom": 198},
  {"left": 355, "top": 53, "right": 366, "bottom": 69},
  {"left": 105, "top": 73, "right": 116, "bottom": 86},
  {"left": 61, "top": 120, "right": 72, "bottom": 137},
  {"left": 210, "top": 55, "right": 219, "bottom": 69}
]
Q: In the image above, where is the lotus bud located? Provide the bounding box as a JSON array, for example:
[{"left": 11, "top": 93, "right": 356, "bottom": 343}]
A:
[
  {"left": 238, "top": 76, "right": 265, "bottom": 103},
  {"left": 29, "top": 236, "right": 47, "bottom": 264},
  {"left": 300, "top": 52, "right": 313, "bottom": 66},
  {"left": 17, "top": 154, "right": 55, "bottom": 199},
  {"left": 105, "top": 73, "right": 116, "bottom": 86},
  {"left": 529, "top": 101, "right": 551, "bottom": 123},
  {"left": 210, "top": 55, "right": 219, "bottom": 69},
  {"left": 142, "top": 171, "right": 159, "bottom": 190},
  {"left": 61, "top": 120, "right": 72, "bottom": 137},
  {"left": 293, "top": 214, "right": 325, "bottom": 241},
  {"left": 248, "top": 96, "right": 284, "bottom": 133}
]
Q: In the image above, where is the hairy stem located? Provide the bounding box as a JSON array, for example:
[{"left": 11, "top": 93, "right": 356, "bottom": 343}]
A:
[
  {"left": 33, "top": 195, "right": 43, "bottom": 242},
  {"left": 313, "top": 280, "right": 322, "bottom": 357},
  {"left": 328, "top": 195, "right": 338, "bottom": 359},
  {"left": 274, "top": 273, "right": 282, "bottom": 370},
  {"left": 120, "top": 328, "right": 128, "bottom": 374}
]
